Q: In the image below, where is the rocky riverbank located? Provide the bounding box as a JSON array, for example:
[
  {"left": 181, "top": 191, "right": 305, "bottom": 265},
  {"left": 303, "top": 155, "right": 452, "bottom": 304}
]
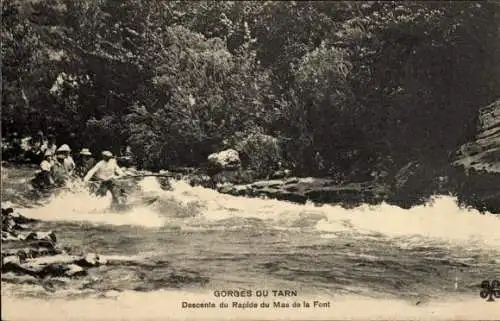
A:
[
  {"left": 5, "top": 96, "right": 499, "bottom": 214},
  {"left": 2, "top": 207, "right": 106, "bottom": 279},
  {"left": 215, "top": 177, "right": 389, "bottom": 206},
  {"left": 1, "top": 205, "right": 210, "bottom": 295},
  {"left": 177, "top": 99, "right": 500, "bottom": 213},
  {"left": 172, "top": 161, "right": 497, "bottom": 212},
  {"left": 202, "top": 162, "right": 498, "bottom": 213}
]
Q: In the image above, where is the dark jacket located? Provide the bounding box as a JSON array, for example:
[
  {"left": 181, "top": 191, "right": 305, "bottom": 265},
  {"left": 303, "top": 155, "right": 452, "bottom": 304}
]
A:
[{"left": 76, "top": 157, "right": 96, "bottom": 178}]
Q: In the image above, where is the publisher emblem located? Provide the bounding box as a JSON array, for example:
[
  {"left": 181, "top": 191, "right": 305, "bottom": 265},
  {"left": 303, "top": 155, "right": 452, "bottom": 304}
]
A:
[{"left": 479, "top": 280, "right": 500, "bottom": 302}]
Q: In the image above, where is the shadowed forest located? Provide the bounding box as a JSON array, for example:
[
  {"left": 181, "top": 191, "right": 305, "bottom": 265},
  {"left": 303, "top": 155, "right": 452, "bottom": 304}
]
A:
[{"left": 2, "top": 1, "right": 500, "bottom": 184}]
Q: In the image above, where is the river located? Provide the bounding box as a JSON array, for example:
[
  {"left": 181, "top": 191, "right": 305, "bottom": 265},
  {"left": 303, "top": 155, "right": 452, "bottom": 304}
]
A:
[{"left": 2, "top": 165, "right": 500, "bottom": 320}]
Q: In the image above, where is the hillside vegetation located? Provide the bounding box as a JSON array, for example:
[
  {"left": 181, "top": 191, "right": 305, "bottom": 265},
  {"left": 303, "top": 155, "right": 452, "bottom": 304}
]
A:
[{"left": 3, "top": 1, "right": 499, "bottom": 180}]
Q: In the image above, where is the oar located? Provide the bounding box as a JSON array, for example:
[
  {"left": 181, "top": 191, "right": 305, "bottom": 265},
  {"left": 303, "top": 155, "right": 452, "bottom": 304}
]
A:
[{"left": 113, "top": 173, "right": 176, "bottom": 180}]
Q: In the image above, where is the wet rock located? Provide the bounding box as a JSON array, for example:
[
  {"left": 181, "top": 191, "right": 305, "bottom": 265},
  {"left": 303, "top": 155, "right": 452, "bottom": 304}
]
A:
[
  {"left": 24, "top": 254, "right": 81, "bottom": 265},
  {"left": 270, "top": 169, "right": 292, "bottom": 179},
  {"left": 64, "top": 264, "right": 87, "bottom": 277},
  {"left": 284, "top": 185, "right": 299, "bottom": 192},
  {"left": 75, "top": 253, "right": 107, "bottom": 267},
  {"left": 210, "top": 168, "right": 259, "bottom": 186},
  {"left": 36, "top": 263, "right": 86, "bottom": 278},
  {"left": 304, "top": 185, "right": 375, "bottom": 205},
  {"left": 216, "top": 183, "right": 234, "bottom": 194},
  {"left": 2, "top": 259, "right": 35, "bottom": 276},
  {"left": 1, "top": 207, "right": 108, "bottom": 281},
  {"left": 2, "top": 219, "right": 30, "bottom": 234},
  {"left": 2, "top": 207, "right": 14, "bottom": 216},
  {"left": 2, "top": 255, "right": 22, "bottom": 266},
  {"left": 233, "top": 185, "right": 250, "bottom": 195},
  {"left": 1, "top": 246, "right": 62, "bottom": 260},
  {"left": 188, "top": 174, "right": 213, "bottom": 188},
  {"left": 284, "top": 178, "right": 300, "bottom": 185},
  {"left": 2, "top": 230, "right": 20, "bottom": 241},
  {"left": 2, "top": 207, "right": 36, "bottom": 225},
  {"left": 157, "top": 177, "right": 172, "bottom": 190},
  {"left": 1, "top": 254, "right": 103, "bottom": 278},
  {"left": 2, "top": 216, "right": 17, "bottom": 231},
  {"left": 250, "top": 179, "right": 285, "bottom": 189},
  {"left": 23, "top": 231, "right": 57, "bottom": 243},
  {"left": 2, "top": 207, "right": 37, "bottom": 240},
  {"left": 275, "top": 191, "right": 307, "bottom": 204},
  {"left": 216, "top": 177, "right": 388, "bottom": 206}
]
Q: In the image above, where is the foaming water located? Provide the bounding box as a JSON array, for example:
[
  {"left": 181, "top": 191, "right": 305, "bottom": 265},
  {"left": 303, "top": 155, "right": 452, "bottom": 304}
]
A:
[
  {"left": 315, "top": 197, "right": 500, "bottom": 247},
  {"left": 159, "top": 179, "right": 500, "bottom": 248},
  {"left": 9, "top": 176, "right": 500, "bottom": 247},
  {"left": 3, "top": 172, "right": 500, "bottom": 319},
  {"left": 20, "top": 186, "right": 166, "bottom": 228}
]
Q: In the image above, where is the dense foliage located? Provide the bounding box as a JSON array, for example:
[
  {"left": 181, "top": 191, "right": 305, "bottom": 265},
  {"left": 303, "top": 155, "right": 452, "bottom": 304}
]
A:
[{"left": 2, "top": 0, "right": 499, "bottom": 179}]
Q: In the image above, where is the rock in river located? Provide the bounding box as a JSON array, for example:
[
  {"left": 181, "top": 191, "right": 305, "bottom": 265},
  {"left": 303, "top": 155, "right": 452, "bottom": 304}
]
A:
[{"left": 217, "top": 177, "right": 388, "bottom": 206}]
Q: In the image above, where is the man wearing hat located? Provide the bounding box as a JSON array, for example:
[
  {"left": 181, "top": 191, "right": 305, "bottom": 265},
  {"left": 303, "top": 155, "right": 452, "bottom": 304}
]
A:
[
  {"left": 75, "top": 148, "right": 96, "bottom": 178},
  {"left": 83, "top": 150, "right": 125, "bottom": 207},
  {"left": 56, "top": 144, "right": 76, "bottom": 174},
  {"left": 50, "top": 144, "right": 75, "bottom": 186},
  {"left": 32, "top": 150, "right": 54, "bottom": 189}
]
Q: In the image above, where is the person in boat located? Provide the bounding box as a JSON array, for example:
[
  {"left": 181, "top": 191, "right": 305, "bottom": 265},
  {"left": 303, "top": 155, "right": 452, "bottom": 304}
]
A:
[
  {"left": 75, "top": 148, "right": 96, "bottom": 178},
  {"left": 83, "top": 150, "right": 125, "bottom": 206},
  {"left": 58, "top": 144, "right": 76, "bottom": 175},
  {"left": 23, "top": 130, "right": 45, "bottom": 163},
  {"left": 46, "top": 134, "right": 57, "bottom": 156},
  {"left": 50, "top": 144, "right": 75, "bottom": 187},
  {"left": 51, "top": 149, "right": 69, "bottom": 187},
  {"left": 32, "top": 150, "right": 55, "bottom": 189}
]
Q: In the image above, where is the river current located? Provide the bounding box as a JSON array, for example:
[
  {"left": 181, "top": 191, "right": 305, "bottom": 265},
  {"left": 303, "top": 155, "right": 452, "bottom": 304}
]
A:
[{"left": 2, "top": 166, "right": 499, "bottom": 320}]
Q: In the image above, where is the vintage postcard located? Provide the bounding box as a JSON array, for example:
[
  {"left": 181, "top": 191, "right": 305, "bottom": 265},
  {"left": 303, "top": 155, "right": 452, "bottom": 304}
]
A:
[{"left": 1, "top": 1, "right": 499, "bottom": 320}]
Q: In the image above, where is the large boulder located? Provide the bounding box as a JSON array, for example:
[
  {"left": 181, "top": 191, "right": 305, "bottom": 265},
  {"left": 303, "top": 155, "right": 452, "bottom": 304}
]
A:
[
  {"left": 2, "top": 255, "right": 88, "bottom": 278},
  {"left": 207, "top": 149, "right": 241, "bottom": 170}
]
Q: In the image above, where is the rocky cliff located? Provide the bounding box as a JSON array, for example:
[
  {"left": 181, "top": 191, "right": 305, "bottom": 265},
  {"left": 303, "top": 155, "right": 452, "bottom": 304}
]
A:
[
  {"left": 453, "top": 99, "right": 500, "bottom": 212},
  {"left": 454, "top": 99, "right": 500, "bottom": 173}
]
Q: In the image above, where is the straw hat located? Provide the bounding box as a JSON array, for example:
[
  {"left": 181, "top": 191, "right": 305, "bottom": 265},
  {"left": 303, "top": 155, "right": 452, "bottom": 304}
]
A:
[
  {"left": 80, "top": 148, "right": 92, "bottom": 156},
  {"left": 102, "top": 150, "right": 113, "bottom": 157},
  {"left": 57, "top": 144, "right": 71, "bottom": 152}
]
